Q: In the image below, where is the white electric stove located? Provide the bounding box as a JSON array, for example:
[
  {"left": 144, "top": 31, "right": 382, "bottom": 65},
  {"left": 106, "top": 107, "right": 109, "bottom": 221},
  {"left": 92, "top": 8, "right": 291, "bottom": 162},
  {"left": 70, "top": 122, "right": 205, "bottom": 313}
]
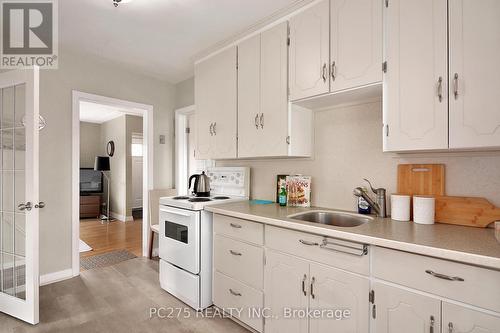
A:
[{"left": 158, "top": 167, "right": 250, "bottom": 310}]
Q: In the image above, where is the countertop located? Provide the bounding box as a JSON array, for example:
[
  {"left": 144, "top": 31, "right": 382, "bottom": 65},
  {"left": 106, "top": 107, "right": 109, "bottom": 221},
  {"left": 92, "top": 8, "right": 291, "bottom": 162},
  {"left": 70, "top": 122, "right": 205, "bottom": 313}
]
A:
[{"left": 206, "top": 201, "right": 500, "bottom": 270}]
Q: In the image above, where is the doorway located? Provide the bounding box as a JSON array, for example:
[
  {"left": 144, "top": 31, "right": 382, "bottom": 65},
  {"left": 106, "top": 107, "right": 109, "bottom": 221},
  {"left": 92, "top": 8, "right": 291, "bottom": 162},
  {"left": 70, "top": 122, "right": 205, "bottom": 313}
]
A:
[{"left": 72, "top": 91, "right": 153, "bottom": 276}]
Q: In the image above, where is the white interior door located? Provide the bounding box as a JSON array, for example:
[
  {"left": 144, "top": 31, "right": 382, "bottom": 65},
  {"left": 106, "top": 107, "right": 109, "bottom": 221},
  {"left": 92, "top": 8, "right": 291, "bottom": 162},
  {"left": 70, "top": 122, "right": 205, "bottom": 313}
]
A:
[{"left": 0, "top": 68, "right": 39, "bottom": 324}]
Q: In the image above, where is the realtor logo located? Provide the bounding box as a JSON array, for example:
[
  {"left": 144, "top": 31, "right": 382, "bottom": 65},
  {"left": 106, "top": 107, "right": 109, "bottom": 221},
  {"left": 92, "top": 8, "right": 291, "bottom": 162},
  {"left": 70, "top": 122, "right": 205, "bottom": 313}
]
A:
[{"left": 1, "top": 0, "right": 58, "bottom": 68}]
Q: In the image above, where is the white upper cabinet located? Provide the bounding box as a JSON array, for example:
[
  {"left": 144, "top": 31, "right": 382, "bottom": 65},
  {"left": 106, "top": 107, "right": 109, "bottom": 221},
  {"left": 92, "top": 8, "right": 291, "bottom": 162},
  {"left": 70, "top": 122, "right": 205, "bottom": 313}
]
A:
[
  {"left": 195, "top": 46, "right": 237, "bottom": 159},
  {"left": 237, "top": 34, "right": 261, "bottom": 158},
  {"left": 330, "top": 0, "right": 382, "bottom": 92},
  {"left": 448, "top": 0, "right": 500, "bottom": 149},
  {"left": 383, "top": 0, "right": 448, "bottom": 152},
  {"left": 289, "top": 0, "right": 330, "bottom": 101}
]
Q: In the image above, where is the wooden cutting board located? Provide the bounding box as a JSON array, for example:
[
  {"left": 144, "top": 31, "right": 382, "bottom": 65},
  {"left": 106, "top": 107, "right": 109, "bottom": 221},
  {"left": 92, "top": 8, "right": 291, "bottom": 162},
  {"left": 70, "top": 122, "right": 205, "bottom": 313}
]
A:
[
  {"left": 435, "top": 196, "right": 500, "bottom": 228},
  {"left": 397, "top": 164, "right": 445, "bottom": 196}
]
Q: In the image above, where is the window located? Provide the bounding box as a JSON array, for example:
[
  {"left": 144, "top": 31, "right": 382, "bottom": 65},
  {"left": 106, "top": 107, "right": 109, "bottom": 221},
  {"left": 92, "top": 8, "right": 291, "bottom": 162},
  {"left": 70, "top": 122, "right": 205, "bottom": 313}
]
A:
[{"left": 131, "top": 134, "right": 143, "bottom": 157}]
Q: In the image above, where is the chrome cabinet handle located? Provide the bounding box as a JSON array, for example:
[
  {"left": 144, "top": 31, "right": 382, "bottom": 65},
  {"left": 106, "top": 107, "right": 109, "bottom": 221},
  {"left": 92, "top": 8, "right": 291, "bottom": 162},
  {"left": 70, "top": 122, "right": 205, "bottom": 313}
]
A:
[
  {"left": 229, "top": 289, "right": 242, "bottom": 297},
  {"left": 453, "top": 73, "right": 459, "bottom": 99},
  {"left": 259, "top": 113, "right": 264, "bottom": 129},
  {"left": 229, "top": 250, "right": 242, "bottom": 256},
  {"left": 209, "top": 123, "right": 214, "bottom": 136},
  {"left": 331, "top": 61, "right": 336, "bottom": 82},
  {"left": 213, "top": 122, "right": 217, "bottom": 135},
  {"left": 425, "top": 270, "right": 464, "bottom": 282},
  {"left": 322, "top": 63, "right": 327, "bottom": 82},
  {"left": 35, "top": 202, "right": 45, "bottom": 209},
  {"left": 448, "top": 322, "right": 454, "bottom": 333},
  {"left": 437, "top": 76, "right": 443, "bottom": 102},
  {"left": 18, "top": 202, "right": 33, "bottom": 211},
  {"left": 229, "top": 223, "right": 242, "bottom": 229},
  {"left": 299, "top": 239, "right": 319, "bottom": 246},
  {"left": 310, "top": 277, "right": 316, "bottom": 299},
  {"left": 430, "top": 316, "right": 435, "bottom": 333},
  {"left": 301, "top": 274, "right": 307, "bottom": 296},
  {"left": 254, "top": 113, "right": 259, "bottom": 129}
]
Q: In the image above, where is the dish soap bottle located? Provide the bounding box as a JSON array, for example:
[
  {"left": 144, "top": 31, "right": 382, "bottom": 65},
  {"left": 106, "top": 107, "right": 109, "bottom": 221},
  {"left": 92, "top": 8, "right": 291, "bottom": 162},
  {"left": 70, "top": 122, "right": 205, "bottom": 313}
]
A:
[
  {"left": 357, "top": 187, "right": 371, "bottom": 214},
  {"left": 279, "top": 185, "right": 287, "bottom": 207}
]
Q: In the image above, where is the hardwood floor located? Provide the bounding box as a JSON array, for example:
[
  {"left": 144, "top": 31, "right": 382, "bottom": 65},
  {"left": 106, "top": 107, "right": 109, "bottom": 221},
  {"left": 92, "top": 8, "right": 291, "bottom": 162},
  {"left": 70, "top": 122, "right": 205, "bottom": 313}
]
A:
[{"left": 80, "top": 218, "right": 143, "bottom": 259}]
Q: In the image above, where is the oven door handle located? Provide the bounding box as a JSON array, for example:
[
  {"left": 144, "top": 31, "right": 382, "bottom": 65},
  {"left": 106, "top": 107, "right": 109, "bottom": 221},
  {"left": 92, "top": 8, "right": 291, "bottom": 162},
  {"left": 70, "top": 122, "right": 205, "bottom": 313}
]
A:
[{"left": 160, "top": 207, "right": 193, "bottom": 217}]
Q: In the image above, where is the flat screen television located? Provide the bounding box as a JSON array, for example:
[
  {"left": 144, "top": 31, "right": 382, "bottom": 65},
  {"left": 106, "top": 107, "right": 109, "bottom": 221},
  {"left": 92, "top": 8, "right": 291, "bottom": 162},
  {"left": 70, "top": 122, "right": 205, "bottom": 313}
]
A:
[{"left": 80, "top": 168, "right": 103, "bottom": 194}]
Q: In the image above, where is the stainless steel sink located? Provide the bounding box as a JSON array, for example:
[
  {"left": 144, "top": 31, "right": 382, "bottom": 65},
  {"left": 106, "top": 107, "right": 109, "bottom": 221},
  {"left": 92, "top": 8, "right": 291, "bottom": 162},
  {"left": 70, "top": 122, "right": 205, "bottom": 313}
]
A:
[{"left": 288, "top": 210, "right": 372, "bottom": 227}]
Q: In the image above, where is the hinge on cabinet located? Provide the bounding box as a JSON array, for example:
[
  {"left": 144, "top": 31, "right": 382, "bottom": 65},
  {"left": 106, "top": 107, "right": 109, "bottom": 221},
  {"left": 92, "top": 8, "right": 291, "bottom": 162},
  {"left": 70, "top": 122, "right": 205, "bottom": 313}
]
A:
[
  {"left": 287, "top": 25, "right": 290, "bottom": 46},
  {"left": 264, "top": 253, "right": 267, "bottom": 266},
  {"left": 369, "top": 290, "right": 375, "bottom": 303},
  {"left": 382, "top": 61, "right": 387, "bottom": 73},
  {"left": 372, "top": 305, "right": 377, "bottom": 319},
  {"left": 385, "top": 0, "right": 388, "bottom": 8},
  {"left": 185, "top": 127, "right": 190, "bottom": 134}
]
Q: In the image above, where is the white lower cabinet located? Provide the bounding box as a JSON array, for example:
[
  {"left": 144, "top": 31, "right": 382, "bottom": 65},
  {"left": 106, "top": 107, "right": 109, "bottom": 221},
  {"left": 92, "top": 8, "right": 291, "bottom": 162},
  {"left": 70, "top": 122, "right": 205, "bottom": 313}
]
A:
[
  {"left": 372, "top": 282, "right": 441, "bottom": 333},
  {"left": 265, "top": 250, "right": 369, "bottom": 333},
  {"left": 443, "top": 302, "right": 500, "bottom": 333}
]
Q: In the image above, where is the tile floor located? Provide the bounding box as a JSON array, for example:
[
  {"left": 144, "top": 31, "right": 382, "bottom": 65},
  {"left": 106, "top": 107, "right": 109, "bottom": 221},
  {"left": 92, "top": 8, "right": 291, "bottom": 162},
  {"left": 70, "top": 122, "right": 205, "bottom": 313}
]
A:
[{"left": 0, "top": 258, "right": 250, "bottom": 333}]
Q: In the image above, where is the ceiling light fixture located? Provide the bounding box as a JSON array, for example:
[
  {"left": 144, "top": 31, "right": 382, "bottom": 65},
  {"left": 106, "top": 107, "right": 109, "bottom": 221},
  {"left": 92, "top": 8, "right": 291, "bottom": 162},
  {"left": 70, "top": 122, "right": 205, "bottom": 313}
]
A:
[{"left": 112, "top": 0, "right": 133, "bottom": 7}]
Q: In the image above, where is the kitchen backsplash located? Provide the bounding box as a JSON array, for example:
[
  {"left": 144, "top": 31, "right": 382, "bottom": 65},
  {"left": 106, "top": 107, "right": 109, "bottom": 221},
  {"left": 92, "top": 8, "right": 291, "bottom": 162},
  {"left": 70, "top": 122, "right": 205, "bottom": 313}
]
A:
[{"left": 218, "top": 100, "right": 500, "bottom": 212}]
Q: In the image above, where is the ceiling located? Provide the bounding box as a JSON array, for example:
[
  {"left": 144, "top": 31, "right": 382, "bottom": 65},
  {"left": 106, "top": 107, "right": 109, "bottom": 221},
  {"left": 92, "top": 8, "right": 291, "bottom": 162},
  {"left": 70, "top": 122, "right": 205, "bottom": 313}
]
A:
[
  {"left": 60, "top": 0, "right": 302, "bottom": 84},
  {"left": 80, "top": 101, "right": 128, "bottom": 124}
]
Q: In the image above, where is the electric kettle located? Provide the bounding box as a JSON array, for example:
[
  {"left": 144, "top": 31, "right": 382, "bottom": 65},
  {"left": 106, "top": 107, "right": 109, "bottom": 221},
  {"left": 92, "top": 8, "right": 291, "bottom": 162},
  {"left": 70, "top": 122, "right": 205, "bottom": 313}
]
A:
[{"left": 188, "top": 171, "right": 211, "bottom": 197}]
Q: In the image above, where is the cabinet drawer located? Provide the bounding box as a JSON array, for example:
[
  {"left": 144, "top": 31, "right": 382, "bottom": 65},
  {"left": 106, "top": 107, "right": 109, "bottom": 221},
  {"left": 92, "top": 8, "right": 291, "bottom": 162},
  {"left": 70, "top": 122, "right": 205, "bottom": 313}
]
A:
[
  {"left": 265, "top": 225, "right": 369, "bottom": 275},
  {"left": 214, "top": 234, "right": 264, "bottom": 290},
  {"left": 373, "top": 246, "right": 500, "bottom": 312},
  {"left": 213, "top": 271, "right": 263, "bottom": 333},
  {"left": 80, "top": 195, "right": 100, "bottom": 204},
  {"left": 214, "top": 214, "right": 264, "bottom": 245}
]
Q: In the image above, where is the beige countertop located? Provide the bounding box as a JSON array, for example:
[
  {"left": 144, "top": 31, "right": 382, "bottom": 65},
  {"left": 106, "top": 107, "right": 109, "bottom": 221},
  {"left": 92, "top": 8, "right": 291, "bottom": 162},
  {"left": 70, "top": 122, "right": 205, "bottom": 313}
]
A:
[{"left": 206, "top": 201, "right": 500, "bottom": 270}]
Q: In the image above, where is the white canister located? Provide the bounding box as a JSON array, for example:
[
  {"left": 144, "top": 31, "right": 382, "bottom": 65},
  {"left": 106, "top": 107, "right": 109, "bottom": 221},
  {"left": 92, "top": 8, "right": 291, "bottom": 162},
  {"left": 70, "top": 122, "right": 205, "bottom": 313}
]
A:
[
  {"left": 413, "top": 196, "right": 435, "bottom": 225},
  {"left": 391, "top": 194, "right": 411, "bottom": 222}
]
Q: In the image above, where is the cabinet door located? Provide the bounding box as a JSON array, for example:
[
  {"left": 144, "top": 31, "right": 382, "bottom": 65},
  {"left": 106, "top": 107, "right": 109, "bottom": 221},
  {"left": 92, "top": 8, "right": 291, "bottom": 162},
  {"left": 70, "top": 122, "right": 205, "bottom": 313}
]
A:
[
  {"left": 264, "top": 251, "right": 309, "bottom": 333},
  {"left": 330, "top": 0, "right": 382, "bottom": 92},
  {"left": 309, "top": 263, "right": 369, "bottom": 333},
  {"left": 383, "top": 0, "right": 448, "bottom": 151},
  {"left": 373, "top": 283, "right": 440, "bottom": 333},
  {"left": 259, "top": 22, "right": 289, "bottom": 157},
  {"left": 443, "top": 302, "right": 500, "bottom": 333},
  {"left": 449, "top": 0, "right": 500, "bottom": 149},
  {"left": 289, "top": 0, "right": 330, "bottom": 101},
  {"left": 237, "top": 34, "right": 261, "bottom": 158},
  {"left": 194, "top": 57, "right": 216, "bottom": 159}
]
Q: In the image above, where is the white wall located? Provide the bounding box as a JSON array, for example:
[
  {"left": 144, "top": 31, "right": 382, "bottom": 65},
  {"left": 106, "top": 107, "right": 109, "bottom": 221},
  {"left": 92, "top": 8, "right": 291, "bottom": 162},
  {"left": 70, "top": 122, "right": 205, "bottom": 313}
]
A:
[
  {"left": 174, "top": 77, "right": 194, "bottom": 109},
  {"left": 219, "top": 101, "right": 500, "bottom": 210},
  {"left": 39, "top": 49, "right": 175, "bottom": 275},
  {"left": 79, "top": 122, "right": 101, "bottom": 168}
]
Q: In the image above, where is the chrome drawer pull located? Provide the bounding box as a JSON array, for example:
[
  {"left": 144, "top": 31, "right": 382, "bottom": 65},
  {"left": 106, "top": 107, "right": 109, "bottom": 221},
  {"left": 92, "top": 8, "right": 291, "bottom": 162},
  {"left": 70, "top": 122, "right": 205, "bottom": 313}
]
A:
[
  {"left": 299, "top": 239, "right": 319, "bottom": 246},
  {"left": 430, "top": 315, "right": 435, "bottom": 333},
  {"left": 229, "top": 223, "right": 242, "bottom": 229},
  {"left": 254, "top": 113, "right": 259, "bottom": 129},
  {"left": 437, "top": 76, "right": 443, "bottom": 102},
  {"left": 448, "top": 322, "right": 454, "bottom": 333},
  {"left": 301, "top": 274, "right": 307, "bottom": 296},
  {"left": 322, "top": 63, "right": 327, "bottom": 82},
  {"left": 453, "top": 73, "right": 459, "bottom": 99},
  {"left": 310, "top": 277, "right": 316, "bottom": 299},
  {"left": 229, "top": 289, "right": 242, "bottom": 297},
  {"left": 319, "top": 238, "right": 368, "bottom": 256},
  {"left": 425, "top": 270, "right": 464, "bottom": 282},
  {"left": 229, "top": 250, "right": 242, "bottom": 256}
]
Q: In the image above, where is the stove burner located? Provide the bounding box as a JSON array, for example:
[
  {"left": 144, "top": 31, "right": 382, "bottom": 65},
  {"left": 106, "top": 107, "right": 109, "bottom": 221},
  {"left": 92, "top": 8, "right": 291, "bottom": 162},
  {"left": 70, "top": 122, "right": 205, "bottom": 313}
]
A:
[
  {"left": 212, "top": 196, "right": 230, "bottom": 200},
  {"left": 172, "top": 196, "right": 190, "bottom": 200},
  {"left": 188, "top": 198, "right": 212, "bottom": 202}
]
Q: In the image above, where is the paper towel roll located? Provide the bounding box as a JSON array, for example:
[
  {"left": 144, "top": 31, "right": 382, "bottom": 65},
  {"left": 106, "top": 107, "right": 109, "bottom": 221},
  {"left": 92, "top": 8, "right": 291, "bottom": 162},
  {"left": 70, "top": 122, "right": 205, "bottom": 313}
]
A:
[
  {"left": 391, "top": 194, "right": 411, "bottom": 222},
  {"left": 413, "top": 196, "right": 435, "bottom": 225}
]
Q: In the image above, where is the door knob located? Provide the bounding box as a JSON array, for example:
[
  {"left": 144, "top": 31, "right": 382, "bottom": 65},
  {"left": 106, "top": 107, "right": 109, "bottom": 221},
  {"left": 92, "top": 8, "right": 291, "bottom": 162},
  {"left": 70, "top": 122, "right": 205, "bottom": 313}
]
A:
[
  {"left": 18, "top": 202, "right": 33, "bottom": 211},
  {"left": 35, "top": 202, "right": 45, "bottom": 209}
]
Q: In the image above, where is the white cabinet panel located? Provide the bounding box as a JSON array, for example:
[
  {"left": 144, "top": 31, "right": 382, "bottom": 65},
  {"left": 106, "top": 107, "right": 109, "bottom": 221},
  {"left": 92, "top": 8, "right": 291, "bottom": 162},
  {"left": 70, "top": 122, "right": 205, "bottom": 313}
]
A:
[
  {"left": 330, "top": 0, "right": 382, "bottom": 92},
  {"left": 237, "top": 34, "right": 261, "bottom": 158},
  {"left": 289, "top": 0, "right": 330, "bottom": 101},
  {"left": 194, "top": 46, "right": 237, "bottom": 160},
  {"left": 443, "top": 302, "right": 500, "bottom": 333},
  {"left": 309, "top": 263, "right": 369, "bottom": 333},
  {"left": 383, "top": 0, "right": 448, "bottom": 151},
  {"left": 265, "top": 250, "right": 309, "bottom": 333},
  {"left": 259, "top": 22, "right": 289, "bottom": 157},
  {"left": 449, "top": 0, "right": 500, "bottom": 149},
  {"left": 373, "top": 283, "right": 441, "bottom": 333}
]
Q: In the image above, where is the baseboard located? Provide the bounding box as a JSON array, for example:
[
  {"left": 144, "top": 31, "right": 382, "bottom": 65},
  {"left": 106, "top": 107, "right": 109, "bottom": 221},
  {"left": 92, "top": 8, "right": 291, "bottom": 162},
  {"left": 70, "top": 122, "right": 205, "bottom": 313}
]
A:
[
  {"left": 40, "top": 268, "right": 73, "bottom": 286},
  {"left": 110, "top": 212, "right": 134, "bottom": 222},
  {"left": 152, "top": 247, "right": 159, "bottom": 257}
]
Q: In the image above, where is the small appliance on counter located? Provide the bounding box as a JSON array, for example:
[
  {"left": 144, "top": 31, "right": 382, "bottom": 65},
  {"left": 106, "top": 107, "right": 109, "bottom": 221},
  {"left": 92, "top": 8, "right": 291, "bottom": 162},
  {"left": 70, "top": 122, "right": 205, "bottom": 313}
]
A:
[
  {"left": 188, "top": 171, "right": 211, "bottom": 197},
  {"left": 158, "top": 167, "right": 250, "bottom": 310}
]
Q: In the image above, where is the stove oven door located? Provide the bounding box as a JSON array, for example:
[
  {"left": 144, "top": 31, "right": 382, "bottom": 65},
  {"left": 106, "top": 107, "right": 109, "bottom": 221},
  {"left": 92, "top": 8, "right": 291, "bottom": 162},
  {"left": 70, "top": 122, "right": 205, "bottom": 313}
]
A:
[{"left": 159, "top": 205, "right": 200, "bottom": 274}]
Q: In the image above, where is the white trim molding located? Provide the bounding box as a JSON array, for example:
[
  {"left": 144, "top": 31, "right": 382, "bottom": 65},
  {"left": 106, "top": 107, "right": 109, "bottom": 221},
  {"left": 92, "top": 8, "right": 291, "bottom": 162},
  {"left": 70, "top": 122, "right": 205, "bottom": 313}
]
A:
[
  {"left": 40, "top": 269, "right": 73, "bottom": 286},
  {"left": 110, "top": 212, "right": 134, "bottom": 222},
  {"left": 72, "top": 91, "right": 154, "bottom": 277},
  {"left": 174, "top": 105, "right": 195, "bottom": 195}
]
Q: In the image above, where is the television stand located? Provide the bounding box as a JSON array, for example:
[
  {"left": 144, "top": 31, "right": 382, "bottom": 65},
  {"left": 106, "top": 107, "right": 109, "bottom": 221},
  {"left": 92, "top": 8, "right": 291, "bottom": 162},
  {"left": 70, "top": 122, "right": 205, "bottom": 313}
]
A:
[{"left": 80, "top": 194, "right": 102, "bottom": 219}]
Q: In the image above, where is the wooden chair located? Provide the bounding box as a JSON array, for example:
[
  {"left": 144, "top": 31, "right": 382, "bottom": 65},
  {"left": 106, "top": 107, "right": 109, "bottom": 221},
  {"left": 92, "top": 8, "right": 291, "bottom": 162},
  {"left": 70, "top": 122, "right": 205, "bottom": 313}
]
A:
[{"left": 148, "top": 188, "right": 177, "bottom": 259}]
